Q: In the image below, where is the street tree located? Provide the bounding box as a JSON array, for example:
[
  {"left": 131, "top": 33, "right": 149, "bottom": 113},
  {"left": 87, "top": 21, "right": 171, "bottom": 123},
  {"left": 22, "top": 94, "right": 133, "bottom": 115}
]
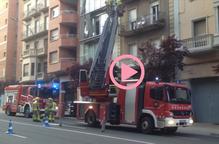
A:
[{"left": 139, "top": 35, "right": 189, "bottom": 82}]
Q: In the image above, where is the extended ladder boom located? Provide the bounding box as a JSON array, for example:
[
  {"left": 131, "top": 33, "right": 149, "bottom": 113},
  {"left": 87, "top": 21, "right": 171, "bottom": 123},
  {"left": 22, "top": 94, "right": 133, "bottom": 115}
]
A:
[{"left": 89, "top": 2, "right": 119, "bottom": 89}]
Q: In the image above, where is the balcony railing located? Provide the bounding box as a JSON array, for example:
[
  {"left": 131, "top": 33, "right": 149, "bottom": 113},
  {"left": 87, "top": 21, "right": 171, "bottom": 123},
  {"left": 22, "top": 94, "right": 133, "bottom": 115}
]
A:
[
  {"left": 37, "top": 47, "right": 47, "bottom": 56},
  {"left": 182, "top": 34, "right": 214, "bottom": 54},
  {"left": 22, "top": 49, "right": 36, "bottom": 57},
  {"left": 60, "top": 58, "right": 76, "bottom": 71},
  {"left": 60, "top": 34, "right": 77, "bottom": 39},
  {"left": 23, "top": 3, "right": 48, "bottom": 20},
  {"left": 59, "top": 34, "right": 78, "bottom": 48},
  {"left": 60, "top": 10, "right": 78, "bottom": 24},
  {"left": 120, "top": 12, "right": 165, "bottom": 36},
  {"left": 23, "top": 23, "right": 48, "bottom": 41}
]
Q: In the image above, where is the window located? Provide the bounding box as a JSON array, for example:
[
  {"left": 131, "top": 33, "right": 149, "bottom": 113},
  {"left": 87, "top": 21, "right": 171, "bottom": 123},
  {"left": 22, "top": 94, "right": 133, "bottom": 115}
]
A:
[
  {"left": 35, "top": 20, "right": 40, "bottom": 33},
  {"left": 31, "top": 63, "right": 35, "bottom": 76},
  {"left": 128, "top": 43, "right": 137, "bottom": 56},
  {"left": 150, "top": 1, "right": 159, "bottom": 23},
  {"left": 26, "top": 44, "right": 30, "bottom": 50},
  {"left": 3, "top": 52, "right": 6, "bottom": 57},
  {"left": 45, "top": 16, "right": 49, "bottom": 30},
  {"left": 6, "top": 2, "right": 8, "bottom": 8},
  {"left": 27, "top": 4, "right": 31, "bottom": 12},
  {"left": 43, "top": 62, "right": 47, "bottom": 73},
  {"left": 26, "top": 24, "right": 31, "bottom": 36},
  {"left": 4, "top": 35, "right": 7, "bottom": 41},
  {"left": 23, "top": 64, "right": 29, "bottom": 77},
  {"left": 49, "top": 51, "right": 58, "bottom": 64},
  {"left": 34, "top": 41, "right": 39, "bottom": 49},
  {"left": 44, "top": 38, "right": 48, "bottom": 49},
  {"left": 22, "top": 87, "right": 28, "bottom": 96},
  {"left": 193, "top": 18, "right": 206, "bottom": 37},
  {"left": 51, "top": 6, "right": 59, "bottom": 18},
  {"left": 5, "top": 19, "right": 7, "bottom": 24},
  {"left": 37, "top": 63, "right": 42, "bottom": 73},
  {"left": 50, "top": 28, "right": 59, "bottom": 41},
  {"left": 150, "top": 87, "right": 164, "bottom": 100},
  {"left": 128, "top": 9, "right": 137, "bottom": 30},
  {"left": 217, "top": 6, "right": 219, "bottom": 33}
]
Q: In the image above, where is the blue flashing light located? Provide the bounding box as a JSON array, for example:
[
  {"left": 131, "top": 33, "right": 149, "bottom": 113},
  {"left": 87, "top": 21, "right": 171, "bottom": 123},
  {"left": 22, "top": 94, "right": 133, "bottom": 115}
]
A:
[
  {"left": 38, "top": 84, "right": 42, "bottom": 89},
  {"left": 52, "top": 83, "right": 60, "bottom": 90}
]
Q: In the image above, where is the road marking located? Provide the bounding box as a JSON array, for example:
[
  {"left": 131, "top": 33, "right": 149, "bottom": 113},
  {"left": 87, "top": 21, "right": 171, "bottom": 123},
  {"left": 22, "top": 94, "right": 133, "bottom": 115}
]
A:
[
  {"left": 50, "top": 127, "right": 155, "bottom": 144},
  {"left": 0, "top": 119, "right": 155, "bottom": 144},
  {"left": 0, "top": 119, "right": 86, "bottom": 130},
  {"left": 12, "top": 134, "right": 27, "bottom": 139}
]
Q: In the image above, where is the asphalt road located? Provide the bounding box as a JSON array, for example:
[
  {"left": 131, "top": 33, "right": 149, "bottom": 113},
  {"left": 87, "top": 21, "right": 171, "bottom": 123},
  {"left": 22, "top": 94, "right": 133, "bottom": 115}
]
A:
[{"left": 0, "top": 113, "right": 219, "bottom": 144}]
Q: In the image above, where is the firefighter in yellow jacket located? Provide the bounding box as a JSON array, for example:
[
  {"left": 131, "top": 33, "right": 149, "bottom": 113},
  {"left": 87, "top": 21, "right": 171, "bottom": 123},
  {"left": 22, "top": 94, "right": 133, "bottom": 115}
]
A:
[
  {"left": 32, "top": 97, "right": 41, "bottom": 122},
  {"left": 45, "top": 98, "right": 57, "bottom": 122}
]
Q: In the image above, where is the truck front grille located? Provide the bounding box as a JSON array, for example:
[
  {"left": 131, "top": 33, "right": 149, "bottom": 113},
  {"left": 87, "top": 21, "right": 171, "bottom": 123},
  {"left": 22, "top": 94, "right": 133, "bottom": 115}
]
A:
[{"left": 171, "top": 110, "right": 192, "bottom": 117}]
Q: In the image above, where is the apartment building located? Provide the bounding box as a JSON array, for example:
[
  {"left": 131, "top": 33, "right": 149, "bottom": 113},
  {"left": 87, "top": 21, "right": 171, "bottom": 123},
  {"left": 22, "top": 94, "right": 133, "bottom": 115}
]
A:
[
  {"left": 79, "top": 0, "right": 120, "bottom": 64},
  {"left": 120, "top": 0, "right": 170, "bottom": 56},
  {"left": 21, "top": 0, "right": 49, "bottom": 83},
  {"left": 0, "top": 0, "right": 18, "bottom": 82},
  {"left": 175, "top": 0, "right": 219, "bottom": 123}
]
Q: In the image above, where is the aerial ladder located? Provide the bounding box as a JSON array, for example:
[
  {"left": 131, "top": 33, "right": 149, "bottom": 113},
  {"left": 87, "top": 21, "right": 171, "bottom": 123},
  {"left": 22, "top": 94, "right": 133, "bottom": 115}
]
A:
[{"left": 80, "top": 0, "right": 123, "bottom": 98}]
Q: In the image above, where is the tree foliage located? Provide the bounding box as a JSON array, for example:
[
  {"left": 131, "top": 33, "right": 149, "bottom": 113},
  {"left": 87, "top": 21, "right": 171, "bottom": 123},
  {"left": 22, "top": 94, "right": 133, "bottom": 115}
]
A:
[
  {"left": 67, "top": 59, "right": 93, "bottom": 87},
  {"left": 139, "top": 35, "right": 189, "bottom": 82}
]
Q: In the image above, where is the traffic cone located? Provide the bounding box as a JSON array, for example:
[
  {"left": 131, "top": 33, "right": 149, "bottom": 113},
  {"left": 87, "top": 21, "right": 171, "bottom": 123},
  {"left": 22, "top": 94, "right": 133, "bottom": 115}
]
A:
[
  {"left": 6, "top": 120, "right": 14, "bottom": 135},
  {"left": 43, "top": 117, "right": 50, "bottom": 127}
]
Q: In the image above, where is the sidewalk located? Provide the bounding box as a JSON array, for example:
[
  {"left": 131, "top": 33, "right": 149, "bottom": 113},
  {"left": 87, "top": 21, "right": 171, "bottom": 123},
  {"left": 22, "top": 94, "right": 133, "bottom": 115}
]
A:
[{"left": 0, "top": 107, "right": 3, "bottom": 113}]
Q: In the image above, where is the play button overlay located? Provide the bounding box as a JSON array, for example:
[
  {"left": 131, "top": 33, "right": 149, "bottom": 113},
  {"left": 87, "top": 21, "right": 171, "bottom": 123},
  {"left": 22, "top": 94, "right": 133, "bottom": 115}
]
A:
[
  {"left": 109, "top": 54, "right": 145, "bottom": 90},
  {"left": 121, "top": 63, "right": 138, "bottom": 81}
]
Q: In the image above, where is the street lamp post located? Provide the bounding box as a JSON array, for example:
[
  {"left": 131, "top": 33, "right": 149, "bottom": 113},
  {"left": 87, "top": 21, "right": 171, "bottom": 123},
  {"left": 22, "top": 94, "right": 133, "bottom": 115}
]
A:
[{"left": 10, "top": 17, "right": 39, "bottom": 97}]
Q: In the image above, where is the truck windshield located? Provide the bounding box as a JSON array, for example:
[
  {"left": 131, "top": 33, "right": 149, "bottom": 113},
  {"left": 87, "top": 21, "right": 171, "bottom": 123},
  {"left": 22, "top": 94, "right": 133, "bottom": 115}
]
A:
[
  {"left": 30, "top": 87, "right": 59, "bottom": 99},
  {"left": 166, "top": 86, "right": 191, "bottom": 104}
]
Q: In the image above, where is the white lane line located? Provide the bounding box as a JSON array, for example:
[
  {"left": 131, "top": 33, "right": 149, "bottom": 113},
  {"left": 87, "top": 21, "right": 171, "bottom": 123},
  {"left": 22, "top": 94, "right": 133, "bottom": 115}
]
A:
[
  {"left": 0, "top": 119, "right": 155, "bottom": 144},
  {"left": 0, "top": 119, "right": 86, "bottom": 130},
  {"left": 12, "top": 134, "right": 27, "bottom": 139},
  {"left": 50, "top": 127, "right": 155, "bottom": 144}
]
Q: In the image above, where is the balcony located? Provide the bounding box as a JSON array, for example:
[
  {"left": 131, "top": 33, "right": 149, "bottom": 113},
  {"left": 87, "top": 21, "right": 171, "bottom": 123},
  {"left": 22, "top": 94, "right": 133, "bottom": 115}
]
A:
[
  {"left": 23, "top": 24, "right": 48, "bottom": 41},
  {"left": 22, "top": 49, "right": 36, "bottom": 58},
  {"left": 37, "top": 47, "right": 47, "bottom": 56},
  {"left": 182, "top": 34, "right": 215, "bottom": 55},
  {"left": 59, "top": 34, "right": 78, "bottom": 48},
  {"left": 23, "top": 3, "right": 48, "bottom": 21},
  {"left": 60, "top": 0, "right": 77, "bottom": 5},
  {"left": 120, "top": 12, "right": 166, "bottom": 37},
  {"left": 60, "top": 10, "right": 78, "bottom": 25},
  {"left": 60, "top": 58, "right": 76, "bottom": 71}
]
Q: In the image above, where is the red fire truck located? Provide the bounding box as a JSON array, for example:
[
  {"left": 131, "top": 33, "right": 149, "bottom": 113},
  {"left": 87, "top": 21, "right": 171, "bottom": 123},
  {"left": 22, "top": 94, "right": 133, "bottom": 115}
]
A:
[
  {"left": 74, "top": 1, "right": 193, "bottom": 134},
  {"left": 2, "top": 85, "right": 59, "bottom": 118}
]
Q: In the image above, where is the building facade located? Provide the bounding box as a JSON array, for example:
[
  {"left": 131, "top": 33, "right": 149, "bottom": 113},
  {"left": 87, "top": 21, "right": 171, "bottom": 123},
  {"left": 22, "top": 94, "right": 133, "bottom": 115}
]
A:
[
  {"left": 47, "top": 0, "right": 78, "bottom": 84},
  {"left": 120, "top": 0, "right": 170, "bottom": 56},
  {"left": 21, "top": 0, "right": 49, "bottom": 83},
  {"left": 0, "top": 0, "right": 18, "bottom": 82},
  {"left": 175, "top": 0, "right": 219, "bottom": 123}
]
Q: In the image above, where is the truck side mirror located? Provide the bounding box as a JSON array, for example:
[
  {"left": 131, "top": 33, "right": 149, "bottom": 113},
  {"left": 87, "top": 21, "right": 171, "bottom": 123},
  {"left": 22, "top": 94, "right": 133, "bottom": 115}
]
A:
[{"left": 79, "top": 69, "right": 88, "bottom": 83}]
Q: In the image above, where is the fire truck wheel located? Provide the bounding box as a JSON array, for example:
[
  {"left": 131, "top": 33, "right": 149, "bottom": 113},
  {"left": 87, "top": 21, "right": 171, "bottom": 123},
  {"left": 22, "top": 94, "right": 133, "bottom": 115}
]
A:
[
  {"left": 86, "top": 111, "right": 97, "bottom": 127},
  {"left": 161, "top": 127, "right": 178, "bottom": 134},
  {"left": 6, "top": 107, "right": 16, "bottom": 116},
  {"left": 140, "top": 117, "right": 154, "bottom": 134},
  {"left": 24, "top": 106, "right": 31, "bottom": 118}
]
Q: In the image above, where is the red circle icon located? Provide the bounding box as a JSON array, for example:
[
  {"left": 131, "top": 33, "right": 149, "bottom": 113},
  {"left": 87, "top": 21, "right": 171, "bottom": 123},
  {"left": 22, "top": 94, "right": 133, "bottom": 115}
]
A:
[{"left": 109, "top": 54, "right": 145, "bottom": 90}]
